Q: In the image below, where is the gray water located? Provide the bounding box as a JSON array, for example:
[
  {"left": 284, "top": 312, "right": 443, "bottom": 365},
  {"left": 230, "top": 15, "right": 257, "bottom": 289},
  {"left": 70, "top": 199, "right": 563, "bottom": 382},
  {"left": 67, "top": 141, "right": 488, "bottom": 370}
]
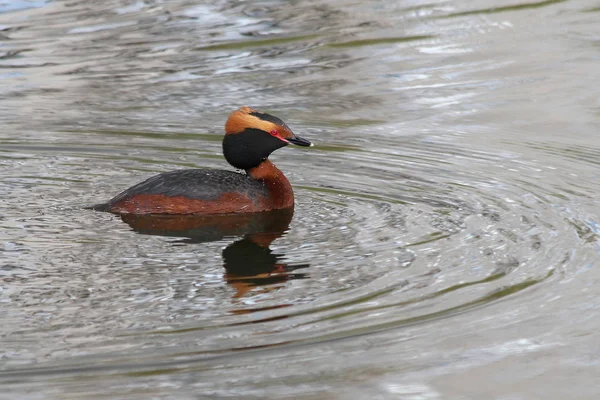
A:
[{"left": 1, "top": 0, "right": 600, "bottom": 398}]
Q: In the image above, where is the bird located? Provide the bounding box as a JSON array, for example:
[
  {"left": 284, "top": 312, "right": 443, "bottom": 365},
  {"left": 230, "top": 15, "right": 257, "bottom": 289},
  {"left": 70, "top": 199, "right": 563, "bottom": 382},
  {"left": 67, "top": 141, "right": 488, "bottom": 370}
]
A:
[{"left": 91, "top": 106, "right": 313, "bottom": 215}]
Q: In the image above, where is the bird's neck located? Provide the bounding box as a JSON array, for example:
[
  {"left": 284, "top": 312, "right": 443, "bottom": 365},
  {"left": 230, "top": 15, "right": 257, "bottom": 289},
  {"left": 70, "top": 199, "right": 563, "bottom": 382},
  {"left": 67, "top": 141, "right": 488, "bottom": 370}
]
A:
[
  {"left": 247, "top": 159, "right": 294, "bottom": 209},
  {"left": 246, "top": 159, "right": 283, "bottom": 180}
]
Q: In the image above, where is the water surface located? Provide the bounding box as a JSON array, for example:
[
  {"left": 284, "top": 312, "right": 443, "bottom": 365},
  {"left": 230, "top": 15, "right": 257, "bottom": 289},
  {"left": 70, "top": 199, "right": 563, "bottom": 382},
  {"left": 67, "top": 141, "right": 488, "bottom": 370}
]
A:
[{"left": 1, "top": 0, "right": 600, "bottom": 398}]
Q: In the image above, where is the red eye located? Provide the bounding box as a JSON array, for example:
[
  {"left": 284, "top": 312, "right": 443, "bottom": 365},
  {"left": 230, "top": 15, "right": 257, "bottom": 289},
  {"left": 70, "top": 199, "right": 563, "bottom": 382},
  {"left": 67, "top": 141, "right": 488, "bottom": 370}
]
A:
[{"left": 270, "top": 130, "right": 279, "bottom": 137}]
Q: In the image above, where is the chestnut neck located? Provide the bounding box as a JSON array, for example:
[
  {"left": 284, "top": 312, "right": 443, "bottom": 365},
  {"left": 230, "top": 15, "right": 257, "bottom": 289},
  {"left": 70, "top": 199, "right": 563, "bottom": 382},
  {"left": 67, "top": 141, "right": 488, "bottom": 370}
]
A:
[
  {"left": 246, "top": 159, "right": 284, "bottom": 180},
  {"left": 246, "top": 159, "right": 294, "bottom": 210}
]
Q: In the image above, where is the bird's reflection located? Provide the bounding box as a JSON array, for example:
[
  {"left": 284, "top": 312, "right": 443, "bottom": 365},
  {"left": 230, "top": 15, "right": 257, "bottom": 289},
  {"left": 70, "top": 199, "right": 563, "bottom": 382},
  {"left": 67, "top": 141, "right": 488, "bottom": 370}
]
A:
[{"left": 119, "top": 208, "right": 309, "bottom": 298}]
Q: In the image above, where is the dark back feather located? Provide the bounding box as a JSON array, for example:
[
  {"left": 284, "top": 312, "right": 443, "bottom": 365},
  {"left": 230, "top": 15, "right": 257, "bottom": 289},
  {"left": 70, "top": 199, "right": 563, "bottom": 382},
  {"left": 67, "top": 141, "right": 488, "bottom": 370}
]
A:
[{"left": 102, "top": 169, "right": 267, "bottom": 207}]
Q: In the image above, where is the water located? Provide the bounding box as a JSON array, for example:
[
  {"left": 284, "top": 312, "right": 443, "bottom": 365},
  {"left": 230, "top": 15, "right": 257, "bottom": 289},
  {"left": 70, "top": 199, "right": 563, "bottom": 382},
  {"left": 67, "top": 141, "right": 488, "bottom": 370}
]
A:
[{"left": 1, "top": 0, "right": 599, "bottom": 398}]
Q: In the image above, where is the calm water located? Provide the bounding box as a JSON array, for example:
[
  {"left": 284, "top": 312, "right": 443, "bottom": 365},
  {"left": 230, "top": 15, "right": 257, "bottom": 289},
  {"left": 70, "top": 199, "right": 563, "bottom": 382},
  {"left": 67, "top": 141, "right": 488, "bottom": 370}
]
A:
[{"left": 1, "top": 0, "right": 600, "bottom": 398}]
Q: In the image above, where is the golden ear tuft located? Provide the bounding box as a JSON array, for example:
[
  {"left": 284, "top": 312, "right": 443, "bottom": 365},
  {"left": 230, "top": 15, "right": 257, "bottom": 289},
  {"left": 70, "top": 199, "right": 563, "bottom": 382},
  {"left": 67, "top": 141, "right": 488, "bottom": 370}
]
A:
[
  {"left": 238, "top": 106, "right": 256, "bottom": 114},
  {"left": 225, "top": 109, "right": 246, "bottom": 134},
  {"left": 225, "top": 106, "right": 278, "bottom": 135}
]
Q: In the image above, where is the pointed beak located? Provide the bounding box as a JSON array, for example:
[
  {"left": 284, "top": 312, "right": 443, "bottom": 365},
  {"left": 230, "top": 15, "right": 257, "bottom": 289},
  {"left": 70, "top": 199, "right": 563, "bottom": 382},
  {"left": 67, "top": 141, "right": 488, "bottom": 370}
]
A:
[{"left": 287, "top": 134, "right": 313, "bottom": 147}]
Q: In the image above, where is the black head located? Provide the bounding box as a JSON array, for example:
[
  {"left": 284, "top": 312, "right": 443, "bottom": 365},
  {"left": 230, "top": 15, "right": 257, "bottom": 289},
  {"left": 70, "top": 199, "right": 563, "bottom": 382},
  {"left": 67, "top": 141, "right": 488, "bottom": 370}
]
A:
[{"left": 222, "top": 106, "right": 312, "bottom": 170}]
